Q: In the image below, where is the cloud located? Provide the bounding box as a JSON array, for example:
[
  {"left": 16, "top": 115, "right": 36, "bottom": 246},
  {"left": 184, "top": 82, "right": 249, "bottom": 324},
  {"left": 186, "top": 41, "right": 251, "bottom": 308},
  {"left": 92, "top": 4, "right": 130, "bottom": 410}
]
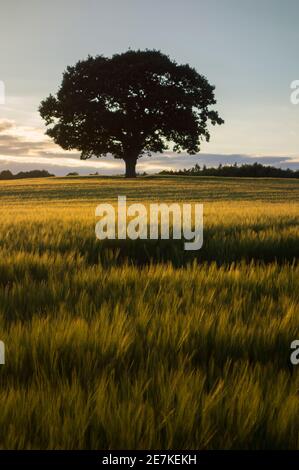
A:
[
  {"left": 0, "top": 120, "right": 299, "bottom": 175},
  {"left": 0, "top": 119, "right": 14, "bottom": 133},
  {"left": 136, "top": 152, "right": 299, "bottom": 172},
  {"left": 0, "top": 120, "right": 79, "bottom": 159}
]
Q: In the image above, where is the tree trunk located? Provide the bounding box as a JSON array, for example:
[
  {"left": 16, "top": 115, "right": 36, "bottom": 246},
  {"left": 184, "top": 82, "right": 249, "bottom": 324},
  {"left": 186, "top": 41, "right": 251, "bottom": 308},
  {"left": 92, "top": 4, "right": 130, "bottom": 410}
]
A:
[{"left": 125, "top": 157, "right": 137, "bottom": 178}]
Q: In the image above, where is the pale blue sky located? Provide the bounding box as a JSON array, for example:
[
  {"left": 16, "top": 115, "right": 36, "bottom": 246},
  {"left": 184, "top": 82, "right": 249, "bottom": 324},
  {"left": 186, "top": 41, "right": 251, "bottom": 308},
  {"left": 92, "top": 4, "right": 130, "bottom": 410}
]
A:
[{"left": 0, "top": 0, "right": 299, "bottom": 174}]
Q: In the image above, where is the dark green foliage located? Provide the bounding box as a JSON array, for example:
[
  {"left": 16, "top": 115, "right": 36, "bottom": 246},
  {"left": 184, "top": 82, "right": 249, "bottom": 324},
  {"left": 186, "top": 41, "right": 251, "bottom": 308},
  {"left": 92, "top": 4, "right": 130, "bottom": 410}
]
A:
[
  {"left": 160, "top": 162, "right": 299, "bottom": 178},
  {"left": 39, "top": 50, "right": 223, "bottom": 177},
  {"left": 0, "top": 169, "right": 54, "bottom": 180}
]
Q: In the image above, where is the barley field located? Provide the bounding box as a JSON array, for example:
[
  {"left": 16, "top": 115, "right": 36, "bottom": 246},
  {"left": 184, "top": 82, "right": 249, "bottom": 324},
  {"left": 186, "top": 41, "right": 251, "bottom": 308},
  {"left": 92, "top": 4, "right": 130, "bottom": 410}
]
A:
[{"left": 0, "top": 176, "right": 298, "bottom": 449}]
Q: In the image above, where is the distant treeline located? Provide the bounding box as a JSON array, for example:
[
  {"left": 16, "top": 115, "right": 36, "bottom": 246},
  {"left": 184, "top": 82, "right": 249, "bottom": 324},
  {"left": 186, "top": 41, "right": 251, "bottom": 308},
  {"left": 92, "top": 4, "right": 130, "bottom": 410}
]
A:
[
  {"left": 159, "top": 162, "right": 299, "bottom": 178},
  {"left": 0, "top": 170, "right": 54, "bottom": 180}
]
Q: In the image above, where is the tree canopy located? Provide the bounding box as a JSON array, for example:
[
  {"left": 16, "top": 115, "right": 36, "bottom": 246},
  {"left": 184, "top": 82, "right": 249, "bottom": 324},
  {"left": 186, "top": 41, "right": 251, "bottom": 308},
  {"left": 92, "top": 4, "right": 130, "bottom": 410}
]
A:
[{"left": 40, "top": 50, "right": 224, "bottom": 177}]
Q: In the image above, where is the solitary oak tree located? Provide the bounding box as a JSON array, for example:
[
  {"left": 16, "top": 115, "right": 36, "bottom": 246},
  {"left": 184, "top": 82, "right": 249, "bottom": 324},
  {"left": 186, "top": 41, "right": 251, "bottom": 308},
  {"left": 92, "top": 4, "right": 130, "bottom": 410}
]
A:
[{"left": 39, "top": 50, "right": 224, "bottom": 178}]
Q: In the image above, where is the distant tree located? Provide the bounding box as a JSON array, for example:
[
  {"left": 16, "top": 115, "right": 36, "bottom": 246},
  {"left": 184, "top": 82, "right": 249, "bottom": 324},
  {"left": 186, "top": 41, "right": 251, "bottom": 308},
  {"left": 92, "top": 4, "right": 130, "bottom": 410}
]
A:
[
  {"left": 39, "top": 50, "right": 224, "bottom": 178},
  {"left": 159, "top": 162, "right": 299, "bottom": 179},
  {"left": 0, "top": 169, "right": 53, "bottom": 180},
  {"left": 66, "top": 172, "right": 79, "bottom": 176},
  {"left": 0, "top": 170, "right": 13, "bottom": 180}
]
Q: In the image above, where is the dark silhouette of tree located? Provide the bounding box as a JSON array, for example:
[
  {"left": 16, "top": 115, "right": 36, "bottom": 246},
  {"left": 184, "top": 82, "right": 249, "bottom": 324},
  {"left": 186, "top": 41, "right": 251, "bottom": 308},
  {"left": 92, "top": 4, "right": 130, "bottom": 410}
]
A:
[
  {"left": 159, "top": 162, "right": 299, "bottom": 178},
  {"left": 39, "top": 50, "right": 224, "bottom": 178},
  {"left": 0, "top": 170, "right": 54, "bottom": 180}
]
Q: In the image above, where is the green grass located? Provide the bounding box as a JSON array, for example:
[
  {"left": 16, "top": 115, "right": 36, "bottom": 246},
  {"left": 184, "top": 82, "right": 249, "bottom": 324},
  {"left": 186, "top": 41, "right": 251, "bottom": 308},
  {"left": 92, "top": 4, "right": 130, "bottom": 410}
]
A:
[{"left": 0, "top": 176, "right": 298, "bottom": 449}]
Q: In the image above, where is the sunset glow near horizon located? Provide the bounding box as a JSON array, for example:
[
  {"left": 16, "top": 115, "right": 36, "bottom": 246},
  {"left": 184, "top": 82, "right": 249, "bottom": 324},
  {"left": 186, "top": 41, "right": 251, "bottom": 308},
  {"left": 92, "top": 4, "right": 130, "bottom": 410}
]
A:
[{"left": 1, "top": 0, "right": 299, "bottom": 175}]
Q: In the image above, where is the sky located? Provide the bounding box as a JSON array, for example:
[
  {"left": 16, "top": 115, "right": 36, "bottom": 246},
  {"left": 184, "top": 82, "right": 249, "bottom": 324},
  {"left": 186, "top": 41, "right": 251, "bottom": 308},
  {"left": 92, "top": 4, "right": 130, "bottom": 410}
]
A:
[{"left": 0, "top": 0, "right": 299, "bottom": 175}]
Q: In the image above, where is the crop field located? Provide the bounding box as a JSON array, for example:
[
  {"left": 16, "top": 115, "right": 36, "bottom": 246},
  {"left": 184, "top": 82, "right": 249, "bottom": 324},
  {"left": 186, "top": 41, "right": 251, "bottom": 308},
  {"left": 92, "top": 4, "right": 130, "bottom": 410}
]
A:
[{"left": 0, "top": 176, "right": 298, "bottom": 449}]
